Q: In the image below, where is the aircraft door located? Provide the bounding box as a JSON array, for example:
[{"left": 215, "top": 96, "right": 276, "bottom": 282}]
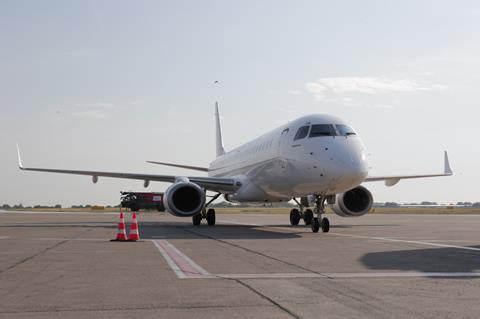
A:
[{"left": 277, "top": 127, "right": 291, "bottom": 155}]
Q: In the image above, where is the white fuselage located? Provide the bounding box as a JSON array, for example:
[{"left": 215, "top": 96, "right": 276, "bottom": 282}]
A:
[{"left": 208, "top": 114, "right": 369, "bottom": 202}]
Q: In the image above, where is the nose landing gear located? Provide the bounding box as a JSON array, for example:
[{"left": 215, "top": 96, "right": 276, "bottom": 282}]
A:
[
  {"left": 312, "top": 196, "right": 330, "bottom": 233},
  {"left": 291, "top": 196, "right": 330, "bottom": 233}
]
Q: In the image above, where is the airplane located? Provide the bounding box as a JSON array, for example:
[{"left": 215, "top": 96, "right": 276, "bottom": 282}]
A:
[{"left": 17, "top": 103, "right": 452, "bottom": 233}]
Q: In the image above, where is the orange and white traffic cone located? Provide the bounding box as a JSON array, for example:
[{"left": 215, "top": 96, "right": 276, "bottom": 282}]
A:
[
  {"left": 128, "top": 212, "right": 140, "bottom": 241},
  {"left": 112, "top": 211, "right": 127, "bottom": 241}
]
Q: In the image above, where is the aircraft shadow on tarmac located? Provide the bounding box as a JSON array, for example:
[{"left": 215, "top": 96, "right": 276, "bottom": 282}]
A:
[
  {"left": 360, "top": 246, "right": 480, "bottom": 277},
  {"left": 138, "top": 222, "right": 400, "bottom": 240},
  {"left": 0, "top": 221, "right": 400, "bottom": 239},
  {"left": 139, "top": 222, "right": 303, "bottom": 240}
]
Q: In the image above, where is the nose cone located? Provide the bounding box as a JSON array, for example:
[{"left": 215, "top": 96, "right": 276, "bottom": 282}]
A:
[{"left": 330, "top": 137, "right": 368, "bottom": 191}]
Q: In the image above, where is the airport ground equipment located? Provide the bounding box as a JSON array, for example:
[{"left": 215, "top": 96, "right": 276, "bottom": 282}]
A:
[{"left": 121, "top": 192, "right": 165, "bottom": 212}]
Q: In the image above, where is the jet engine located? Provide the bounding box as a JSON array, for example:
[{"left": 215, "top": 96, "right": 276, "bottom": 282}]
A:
[
  {"left": 163, "top": 182, "right": 206, "bottom": 217},
  {"left": 331, "top": 186, "right": 373, "bottom": 217}
]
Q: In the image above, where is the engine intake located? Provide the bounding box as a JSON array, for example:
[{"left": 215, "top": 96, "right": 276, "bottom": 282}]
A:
[
  {"left": 163, "top": 182, "right": 206, "bottom": 217},
  {"left": 331, "top": 186, "right": 373, "bottom": 217}
]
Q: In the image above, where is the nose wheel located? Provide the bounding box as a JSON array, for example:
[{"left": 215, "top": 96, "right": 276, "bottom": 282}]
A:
[{"left": 311, "top": 196, "right": 330, "bottom": 233}]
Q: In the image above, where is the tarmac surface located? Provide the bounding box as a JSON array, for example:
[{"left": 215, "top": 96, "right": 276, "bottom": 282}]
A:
[{"left": 0, "top": 210, "right": 479, "bottom": 318}]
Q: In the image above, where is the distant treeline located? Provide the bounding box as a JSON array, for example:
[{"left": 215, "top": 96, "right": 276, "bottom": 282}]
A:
[
  {"left": 1, "top": 204, "right": 120, "bottom": 209},
  {"left": 375, "top": 201, "right": 480, "bottom": 208}
]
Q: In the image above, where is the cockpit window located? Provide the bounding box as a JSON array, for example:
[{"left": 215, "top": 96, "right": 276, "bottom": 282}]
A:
[
  {"left": 336, "top": 124, "right": 356, "bottom": 136},
  {"left": 309, "top": 124, "right": 336, "bottom": 137},
  {"left": 294, "top": 126, "right": 310, "bottom": 140}
]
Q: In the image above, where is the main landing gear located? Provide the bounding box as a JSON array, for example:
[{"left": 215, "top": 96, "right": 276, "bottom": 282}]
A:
[
  {"left": 192, "top": 192, "right": 221, "bottom": 226},
  {"left": 290, "top": 197, "right": 314, "bottom": 226},
  {"left": 290, "top": 196, "right": 330, "bottom": 233}
]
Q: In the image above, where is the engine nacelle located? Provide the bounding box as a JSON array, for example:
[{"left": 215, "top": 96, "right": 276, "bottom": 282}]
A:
[
  {"left": 331, "top": 186, "right": 373, "bottom": 217},
  {"left": 163, "top": 182, "right": 206, "bottom": 217}
]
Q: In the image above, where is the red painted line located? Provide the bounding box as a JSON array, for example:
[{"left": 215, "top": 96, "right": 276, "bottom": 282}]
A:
[{"left": 154, "top": 240, "right": 209, "bottom": 277}]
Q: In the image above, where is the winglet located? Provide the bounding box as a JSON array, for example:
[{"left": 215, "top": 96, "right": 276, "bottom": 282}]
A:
[
  {"left": 215, "top": 102, "right": 226, "bottom": 157},
  {"left": 16, "top": 143, "right": 24, "bottom": 169},
  {"left": 444, "top": 151, "right": 452, "bottom": 175}
]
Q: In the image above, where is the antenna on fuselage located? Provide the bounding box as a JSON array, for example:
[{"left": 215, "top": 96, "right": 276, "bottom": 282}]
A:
[{"left": 215, "top": 102, "right": 226, "bottom": 157}]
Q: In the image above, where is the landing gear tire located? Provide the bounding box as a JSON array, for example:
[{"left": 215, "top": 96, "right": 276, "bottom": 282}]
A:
[
  {"left": 321, "top": 217, "right": 330, "bottom": 233},
  {"left": 311, "top": 217, "right": 320, "bottom": 233},
  {"left": 303, "top": 209, "right": 313, "bottom": 225},
  {"left": 206, "top": 208, "right": 216, "bottom": 226},
  {"left": 192, "top": 213, "right": 202, "bottom": 226},
  {"left": 290, "top": 209, "right": 301, "bottom": 226}
]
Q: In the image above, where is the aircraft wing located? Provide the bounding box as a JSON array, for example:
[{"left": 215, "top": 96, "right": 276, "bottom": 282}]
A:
[
  {"left": 16, "top": 146, "right": 239, "bottom": 193},
  {"left": 146, "top": 160, "right": 209, "bottom": 172},
  {"left": 364, "top": 151, "right": 453, "bottom": 187}
]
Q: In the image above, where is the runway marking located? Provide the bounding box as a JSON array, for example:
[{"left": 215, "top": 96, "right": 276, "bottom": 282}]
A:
[
  {"left": 151, "top": 238, "right": 480, "bottom": 280},
  {"left": 215, "top": 272, "right": 480, "bottom": 279},
  {"left": 0, "top": 236, "right": 9, "bottom": 240},
  {"left": 331, "top": 233, "right": 480, "bottom": 251},
  {"left": 153, "top": 240, "right": 212, "bottom": 279}
]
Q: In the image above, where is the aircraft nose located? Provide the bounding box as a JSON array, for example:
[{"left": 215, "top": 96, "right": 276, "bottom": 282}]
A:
[{"left": 331, "top": 140, "right": 368, "bottom": 187}]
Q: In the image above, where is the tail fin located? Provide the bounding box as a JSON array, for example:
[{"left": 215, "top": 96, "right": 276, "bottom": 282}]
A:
[{"left": 215, "top": 102, "right": 225, "bottom": 157}]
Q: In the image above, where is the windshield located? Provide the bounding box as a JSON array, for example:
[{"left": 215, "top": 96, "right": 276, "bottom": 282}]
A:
[
  {"left": 294, "top": 126, "right": 310, "bottom": 140},
  {"left": 336, "top": 124, "right": 356, "bottom": 136},
  {"left": 309, "top": 124, "right": 336, "bottom": 137}
]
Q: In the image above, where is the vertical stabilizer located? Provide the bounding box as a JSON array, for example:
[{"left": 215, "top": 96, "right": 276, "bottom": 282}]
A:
[{"left": 215, "top": 102, "right": 226, "bottom": 157}]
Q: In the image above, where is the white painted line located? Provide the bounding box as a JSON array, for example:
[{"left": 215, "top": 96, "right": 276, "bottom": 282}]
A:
[
  {"left": 331, "top": 233, "right": 480, "bottom": 252},
  {"left": 150, "top": 238, "right": 480, "bottom": 280},
  {"left": 216, "top": 273, "right": 326, "bottom": 279},
  {"left": 0, "top": 236, "right": 9, "bottom": 240},
  {"left": 153, "top": 240, "right": 186, "bottom": 278},
  {"left": 197, "top": 272, "right": 480, "bottom": 279},
  {"left": 153, "top": 240, "right": 213, "bottom": 279},
  {"left": 425, "top": 240, "right": 478, "bottom": 243}
]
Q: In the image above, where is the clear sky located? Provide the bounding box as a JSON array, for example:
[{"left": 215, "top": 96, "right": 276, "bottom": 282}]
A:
[{"left": 1, "top": 0, "right": 479, "bottom": 206}]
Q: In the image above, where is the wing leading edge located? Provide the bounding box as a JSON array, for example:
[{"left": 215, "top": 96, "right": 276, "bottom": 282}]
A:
[
  {"left": 146, "top": 160, "right": 209, "bottom": 172},
  {"left": 16, "top": 145, "right": 238, "bottom": 193},
  {"left": 364, "top": 151, "right": 453, "bottom": 187}
]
